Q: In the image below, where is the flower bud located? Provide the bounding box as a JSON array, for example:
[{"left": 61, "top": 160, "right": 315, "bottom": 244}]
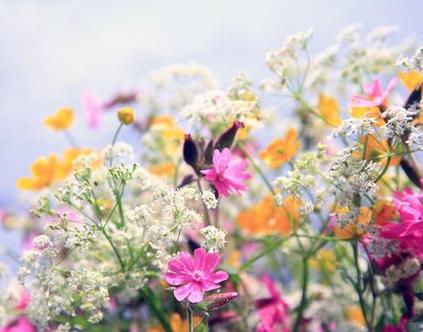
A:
[
  {"left": 214, "top": 121, "right": 244, "bottom": 152},
  {"left": 194, "top": 292, "right": 238, "bottom": 312},
  {"left": 117, "top": 107, "right": 136, "bottom": 125},
  {"left": 183, "top": 134, "right": 199, "bottom": 168}
]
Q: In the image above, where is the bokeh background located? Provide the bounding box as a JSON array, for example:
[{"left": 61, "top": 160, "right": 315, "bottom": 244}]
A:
[{"left": 0, "top": 0, "right": 422, "bottom": 250}]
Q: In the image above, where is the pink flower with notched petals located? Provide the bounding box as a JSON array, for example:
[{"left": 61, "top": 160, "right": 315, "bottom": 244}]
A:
[
  {"left": 165, "top": 247, "right": 228, "bottom": 303},
  {"left": 201, "top": 148, "right": 251, "bottom": 197},
  {"left": 379, "top": 186, "right": 423, "bottom": 258},
  {"left": 351, "top": 77, "right": 397, "bottom": 108},
  {"left": 255, "top": 274, "right": 290, "bottom": 332}
]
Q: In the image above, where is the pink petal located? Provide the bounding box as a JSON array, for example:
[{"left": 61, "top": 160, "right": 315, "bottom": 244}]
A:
[{"left": 174, "top": 283, "right": 192, "bottom": 301}]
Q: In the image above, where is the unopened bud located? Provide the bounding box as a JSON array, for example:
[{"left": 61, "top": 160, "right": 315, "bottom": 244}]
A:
[{"left": 117, "top": 107, "right": 136, "bottom": 125}]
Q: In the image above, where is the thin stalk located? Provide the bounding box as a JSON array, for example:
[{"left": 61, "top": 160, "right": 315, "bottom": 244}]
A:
[
  {"left": 196, "top": 179, "right": 212, "bottom": 226},
  {"left": 64, "top": 131, "right": 79, "bottom": 148},
  {"left": 238, "top": 143, "right": 275, "bottom": 195},
  {"left": 293, "top": 257, "right": 309, "bottom": 332}
]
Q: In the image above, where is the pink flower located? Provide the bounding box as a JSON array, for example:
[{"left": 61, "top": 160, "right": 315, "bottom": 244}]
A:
[
  {"left": 379, "top": 187, "right": 423, "bottom": 258},
  {"left": 201, "top": 148, "right": 251, "bottom": 197},
  {"left": 0, "top": 317, "right": 36, "bottom": 332},
  {"left": 82, "top": 91, "right": 104, "bottom": 129},
  {"left": 351, "top": 77, "right": 397, "bottom": 107},
  {"left": 255, "top": 274, "right": 290, "bottom": 332},
  {"left": 165, "top": 247, "right": 228, "bottom": 303},
  {"left": 15, "top": 289, "right": 31, "bottom": 311}
]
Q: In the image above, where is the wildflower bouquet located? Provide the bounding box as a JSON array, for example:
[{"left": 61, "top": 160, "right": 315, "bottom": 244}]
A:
[{"left": 2, "top": 25, "right": 423, "bottom": 332}]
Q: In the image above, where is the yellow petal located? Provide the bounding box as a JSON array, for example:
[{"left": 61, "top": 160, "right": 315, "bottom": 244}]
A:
[
  {"left": 317, "top": 94, "right": 342, "bottom": 127},
  {"left": 399, "top": 70, "right": 423, "bottom": 91}
]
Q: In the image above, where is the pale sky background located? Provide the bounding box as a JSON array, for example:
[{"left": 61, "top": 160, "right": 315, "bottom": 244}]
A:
[{"left": 0, "top": 0, "right": 423, "bottom": 252}]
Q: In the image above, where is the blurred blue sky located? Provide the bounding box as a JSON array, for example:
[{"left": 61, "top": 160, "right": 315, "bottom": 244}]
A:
[{"left": 1, "top": 0, "right": 423, "bottom": 210}]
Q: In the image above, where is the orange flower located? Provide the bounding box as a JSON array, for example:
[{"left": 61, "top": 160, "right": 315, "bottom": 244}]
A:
[
  {"left": 317, "top": 94, "right": 342, "bottom": 127},
  {"left": 44, "top": 107, "right": 74, "bottom": 131},
  {"left": 357, "top": 134, "right": 401, "bottom": 166},
  {"left": 149, "top": 163, "right": 176, "bottom": 177},
  {"left": 259, "top": 129, "right": 300, "bottom": 169},
  {"left": 373, "top": 200, "right": 396, "bottom": 226},
  {"left": 146, "top": 313, "right": 201, "bottom": 332},
  {"left": 237, "top": 195, "right": 301, "bottom": 236},
  {"left": 344, "top": 306, "right": 366, "bottom": 327},
  {"left": 399, "top": 70, "right": 423, "bottom": 91},
  {"left": 17, "top": 148, "right": 91, "bottom": 191},
  {"left": 334, "top": 207, "right": 372, "bottom": 240}
]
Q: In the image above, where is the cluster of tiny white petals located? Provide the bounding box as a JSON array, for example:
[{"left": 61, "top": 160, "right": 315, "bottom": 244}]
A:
[
  {"left": 200, "top": 225, "right": 226, "bottom": 253},
  {"left": 201, "top": 190, "right": 218, "bottom": 209},
  {"left": 101, "top": 142, "right": 134, "bottom": 165},
  {"left": 398, "top": 45, "right": 423, "bottom": 72},
  {"left": 334, "top": 117, "right": 376, "bottom": 138}
]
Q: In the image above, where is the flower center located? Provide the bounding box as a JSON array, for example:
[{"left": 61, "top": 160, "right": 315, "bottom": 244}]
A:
[{"left": 192, "top": 270, "right": 203, "bottom": 281}]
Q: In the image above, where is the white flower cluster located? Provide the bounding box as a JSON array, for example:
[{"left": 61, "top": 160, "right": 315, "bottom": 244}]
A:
[
  {"left": 183, "top": 90, "right": 257, "bottom": 130},
  {"left": 327, "top": 147, "right": 380, "bottom": 209},
  {"left": 398, "top": 45, "right": 423, "bottom": 72},
  {"left": 17, "top": 148, "right": 224, "bottom": 327},
  {"left": 101, "top": 142, "right": 135, "bottom": 166},
  {"left": 382, "top": 258, "right": 421, "bottom": 288},
  {"left": 200, "top": 225, "right": 226, "bottom": 253},
  {"left": 201, "top": 190, "right": 218, "bottom": 209},
  {"left": 334, "top": 117, "right": 376, "bottom": 139}
]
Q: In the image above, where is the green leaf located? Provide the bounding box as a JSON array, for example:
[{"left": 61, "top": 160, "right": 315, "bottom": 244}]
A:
[{"left": 194, "top": 318, "right": 208, "bottom": 332}]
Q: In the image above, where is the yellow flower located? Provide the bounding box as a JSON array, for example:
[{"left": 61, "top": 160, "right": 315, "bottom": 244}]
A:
[
  {"left": 309, "top": 249, "right": 336, "bottom": 272},
  {"left": 17, "top": 148, "right": 91, "bottom": 191},
  {"left": 344, "top": 306, "right": 366, "bottom": 327},
  {"left": 351, "top": 106, "right": 385, "bottom": 127},
  {"left": 117, "top": 107, "right": 136, "bottom": 125},
  {"left": 259, "top": 129, "right": 300, "bottom": 169},
  {"left": 399, "top": 70, "right": 423, "bottom": 91},
  {"left": 317, "top": 94, "right": 342, "bottom": 127},
  {"left": 44, "top": 108, "right": 74, "bottom": 131},
  {"left": 150, "top": 116, "right": 184, "bottom": 158},
  {"left": 237, "top": 195, "right": 301, "bottom": 236}
]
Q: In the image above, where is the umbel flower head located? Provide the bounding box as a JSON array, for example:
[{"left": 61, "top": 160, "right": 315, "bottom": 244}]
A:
[
  {"left": 201, "top": 148, "right": 251, "bottom": 197},
  {"left": 165, "top": 247, "right": 228, "bottom": 303}
]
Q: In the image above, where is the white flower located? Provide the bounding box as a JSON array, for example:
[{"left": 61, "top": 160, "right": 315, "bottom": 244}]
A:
[
  {"left": 201, "top": 190, "right": 218, "bottom": 209},
  {"left": 200, "top": 225, "right": 226, "bottom": 253}
]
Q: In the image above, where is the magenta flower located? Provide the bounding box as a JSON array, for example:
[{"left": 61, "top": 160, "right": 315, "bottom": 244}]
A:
[
  {"left": 379, "top": 187, "right": 423, "bottom": 258},
  {"left": 255, "top": 274, "right": 290, "bottom": 332},
  {"left": 201, "top": 148, "right": 251, "bottom": 197},
  {"left": 351, "top": 77, "right": 397, "bottom": 107},
  {"left": 0, "top": 317, "right": 36, "bottom": 332},
  {"left": 165, "top": 247, "right": 228, "bottom": 303},
  {"left": 82, "top": 91, "right": 104, "bottom": 129}
]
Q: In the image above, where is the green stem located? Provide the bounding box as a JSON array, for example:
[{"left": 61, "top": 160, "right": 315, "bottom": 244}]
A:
[
  {"left": 111, "top": 123, "right": 123, "bottom": 145},
  {"left": 196, "top": 179, "right": 212, "bottom": 226},
  {"left": 238, "top": 143, "right": 275, "bottom": 195},
  {"left": 64, "top": 130, "right": 79, "bottom": 148},
  {"left": 187, "top": 304, "right": 194, "bottom": 332},
  {"left": 293, "top": 258, "right": 309, "bottom": 332},
  {"left": 352, "top": 241, "right": 371, "bottom": 329}
]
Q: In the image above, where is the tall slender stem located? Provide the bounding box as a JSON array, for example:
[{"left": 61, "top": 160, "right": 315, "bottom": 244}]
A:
[{"left": 293, "top": 257, "right": 309, "bottom": 332}]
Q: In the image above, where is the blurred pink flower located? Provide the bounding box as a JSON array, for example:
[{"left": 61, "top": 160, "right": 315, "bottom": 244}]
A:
[
  {"left": 82, "top": 91, "right": 104, "bottom": 129},
  {"left": 165, "top": 247, "right": 228, "bottom": 303},
  {"left": 351, "top": 77, "right": 397, "bottom": 107},
  {"left": 255, "top": 274, "right": 290, "bottom": 332},
  {"left": 201, "top": 148, "right": 251, "bottom": 197},
  {"left": 0, "top": 317, "right": 36, "bottom": 332},
  {"left": 15, "top": 289, "right": 31, "bottom": 311},
  {"left": 379, "top": 186, "right": 423, "bottom": 258}
]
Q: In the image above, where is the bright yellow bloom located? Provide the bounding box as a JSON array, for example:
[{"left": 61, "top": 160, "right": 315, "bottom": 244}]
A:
[
  {"left": 351, "top": 106, "right": 385, "bottom": 127},
  {"left": 17, "top": 148, "right": 91, "bottom": 191},
  {"left": 334, "top": 207, "right": 372, "bottom": 240},
  {"left": 345, "top": 306, "right": 366, "bottom": 327},
  {"left": 44, "top": 107, "right": 74, "bottom": 131},
  {"left": 149, "top": 116, "right": 184, "bottom": 158},
  {"left": 117, "top": 107, "right": 136, "bottom": 125},
  {"left": 237, "top": 195, "right": 301, "bottom": 236},
  {"left": 317, "top": 94, "right": 342, "bottom": 127},
  {"left": 309, "top": 249, "right": 336, "bottom": 272},
  {"left": 399, "top": 70, "right": 423, "bottom": 91},
  {"left": 259, "top": 129, "right": 300, "bottom": 169}
]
